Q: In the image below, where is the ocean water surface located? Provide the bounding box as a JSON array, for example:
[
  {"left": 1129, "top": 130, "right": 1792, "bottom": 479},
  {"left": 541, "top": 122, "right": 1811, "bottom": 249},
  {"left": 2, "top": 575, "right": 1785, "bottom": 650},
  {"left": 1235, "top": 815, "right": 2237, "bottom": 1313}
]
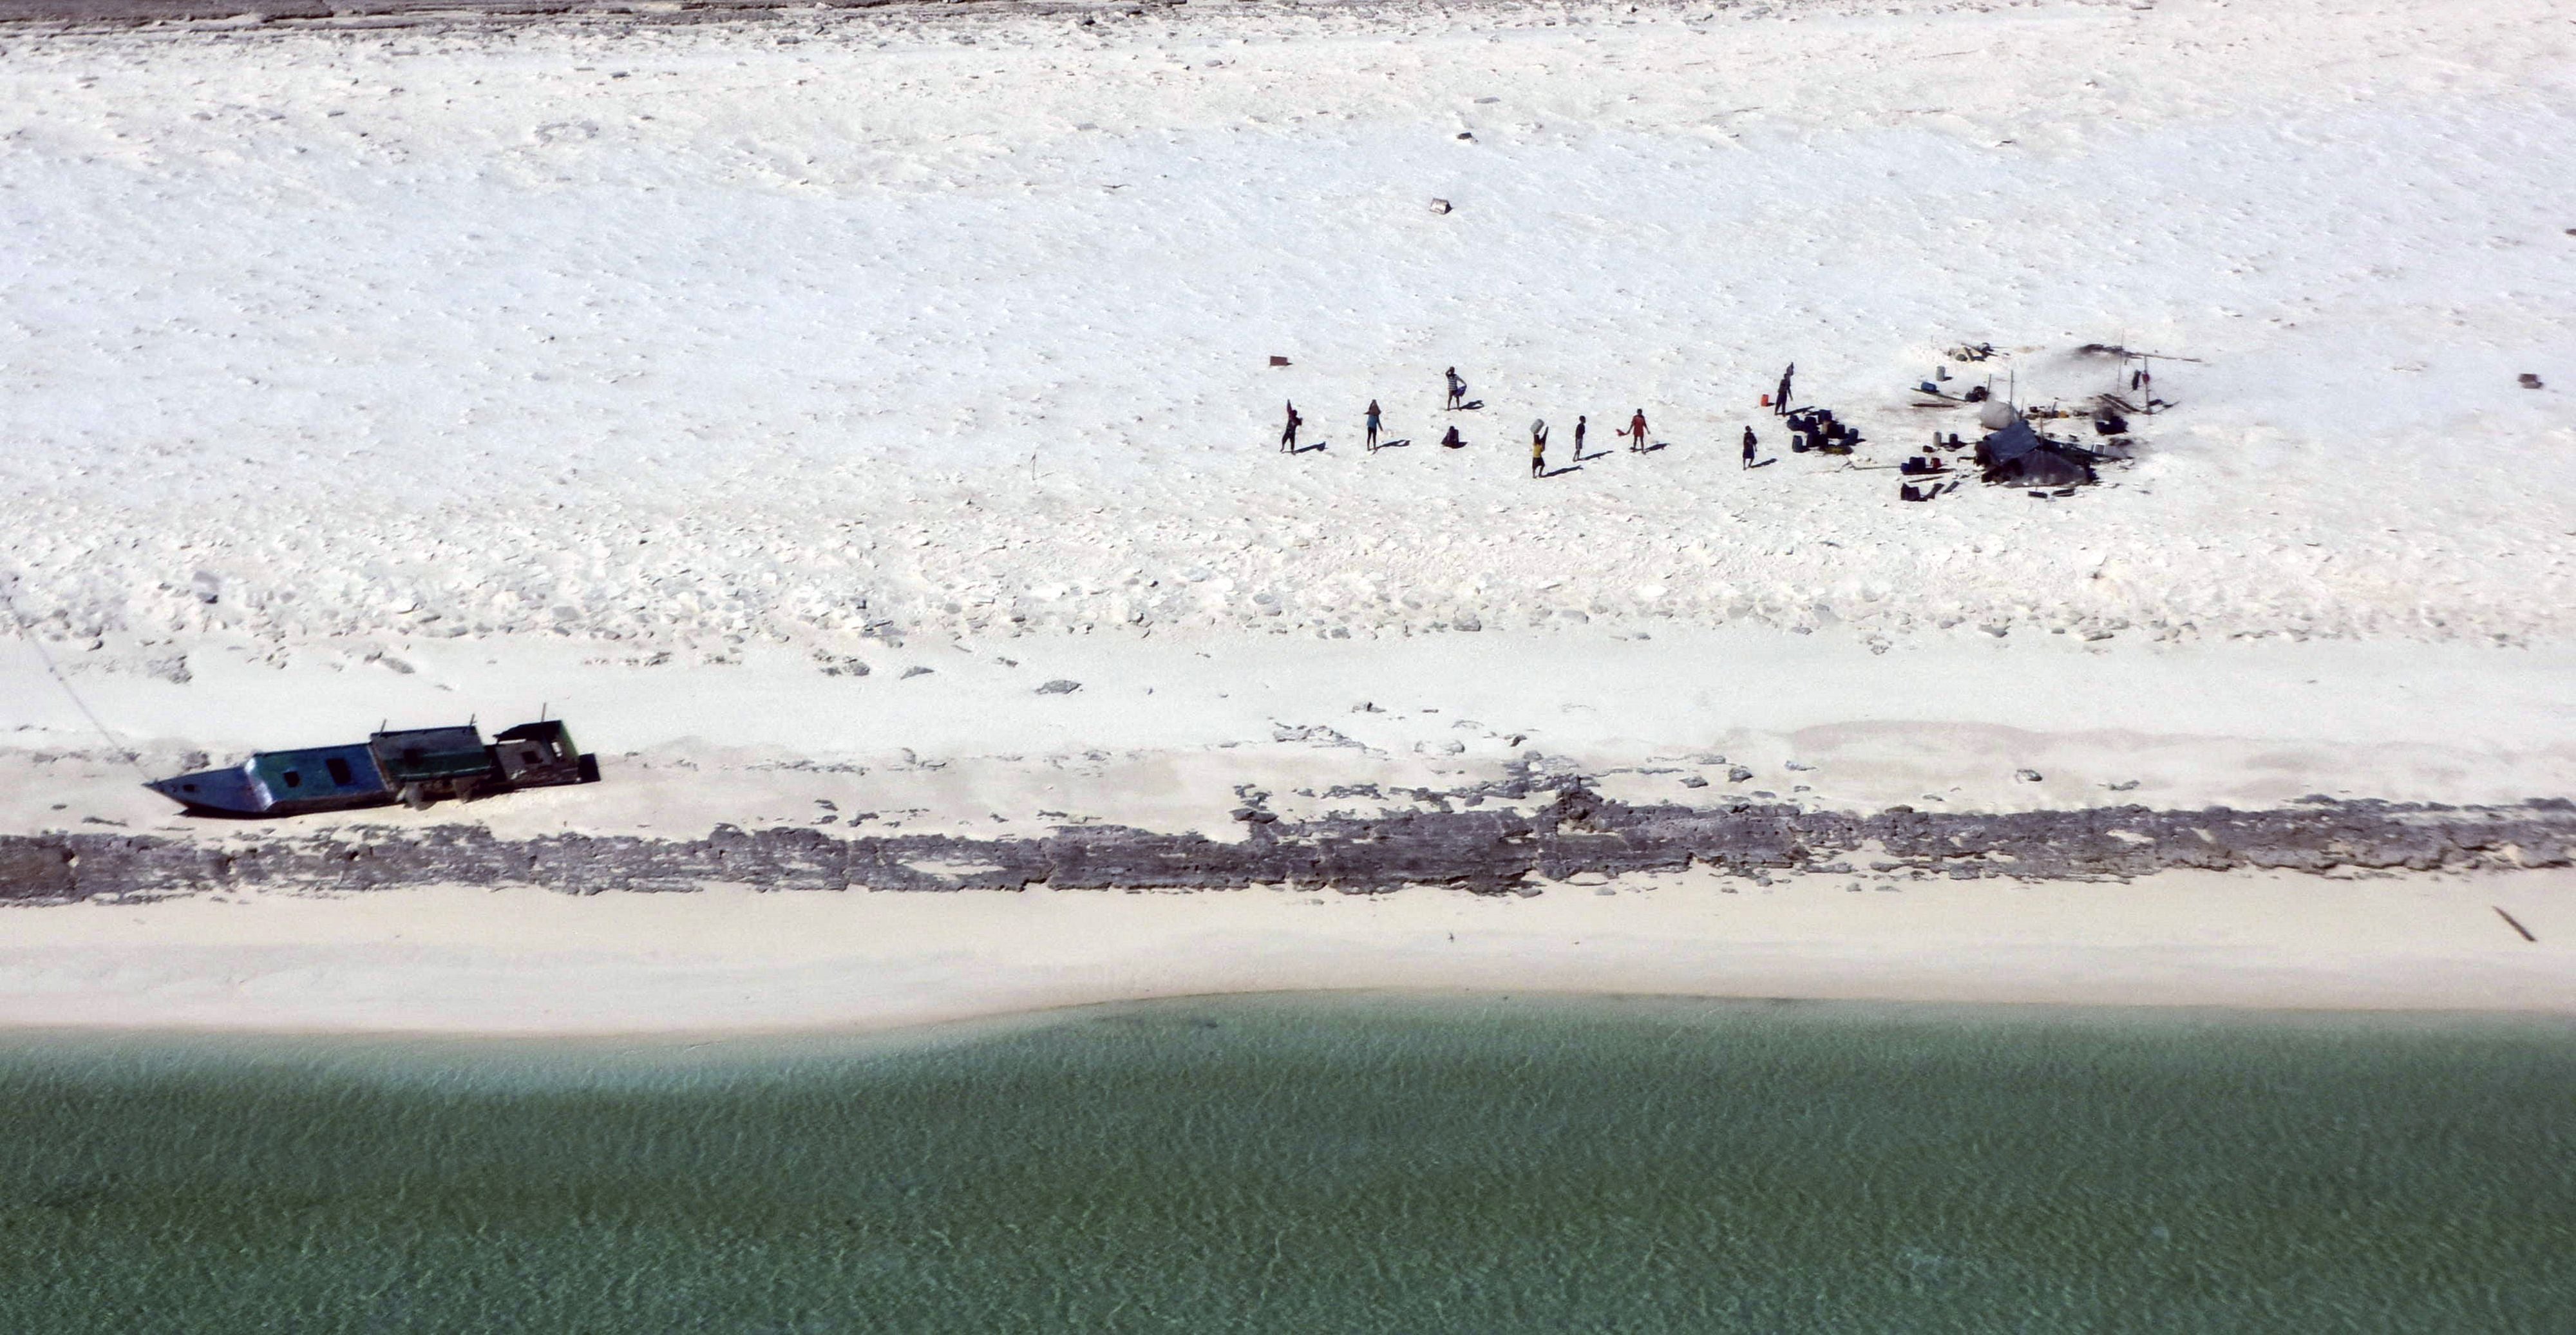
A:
[{"left": 2, "top": 995, "right": 2570, "bottom": 1332}]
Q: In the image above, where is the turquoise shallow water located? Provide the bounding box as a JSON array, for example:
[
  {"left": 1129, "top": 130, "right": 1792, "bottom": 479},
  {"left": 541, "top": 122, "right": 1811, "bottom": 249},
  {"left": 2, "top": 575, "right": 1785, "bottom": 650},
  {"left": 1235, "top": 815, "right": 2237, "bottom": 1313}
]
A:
[{"left": 2, "top": 996, "right": 2571, "bottom": 1332}]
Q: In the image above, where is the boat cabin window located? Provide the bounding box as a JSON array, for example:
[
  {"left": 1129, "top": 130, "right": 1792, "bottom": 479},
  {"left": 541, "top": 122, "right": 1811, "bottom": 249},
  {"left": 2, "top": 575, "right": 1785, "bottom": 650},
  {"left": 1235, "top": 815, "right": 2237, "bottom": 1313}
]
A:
[
  {"left": 520, "top": 748, "right": 542, "bottom": 766},
  {"left": 327, "top": 757, "right": 354, "bottom": 785},
  {"left": 281, "top": 770, "right": 302, "bottom": 788}
]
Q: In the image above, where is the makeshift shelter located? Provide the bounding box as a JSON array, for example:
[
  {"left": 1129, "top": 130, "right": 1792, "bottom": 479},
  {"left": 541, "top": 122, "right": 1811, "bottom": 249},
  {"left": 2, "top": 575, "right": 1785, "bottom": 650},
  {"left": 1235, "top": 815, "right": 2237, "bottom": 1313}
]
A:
[{"left": 1975, "top": 404, "right": 2099, "bottom": 488}]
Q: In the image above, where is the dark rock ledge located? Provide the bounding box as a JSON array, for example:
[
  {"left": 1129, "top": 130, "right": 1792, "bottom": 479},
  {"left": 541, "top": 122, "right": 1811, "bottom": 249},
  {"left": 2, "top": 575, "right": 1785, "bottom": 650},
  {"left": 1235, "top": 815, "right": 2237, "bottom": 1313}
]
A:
[{"left": 4, "top": 789, "right": 2571, "bottom": 906}]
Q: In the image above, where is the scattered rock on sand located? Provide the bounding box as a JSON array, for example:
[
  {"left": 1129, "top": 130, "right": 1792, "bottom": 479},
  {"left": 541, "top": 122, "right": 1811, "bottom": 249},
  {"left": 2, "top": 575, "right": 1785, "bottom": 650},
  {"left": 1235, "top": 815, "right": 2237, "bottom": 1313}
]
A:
[{"left": 1036, "top": 679, "right": 1082, "bottom": 694}]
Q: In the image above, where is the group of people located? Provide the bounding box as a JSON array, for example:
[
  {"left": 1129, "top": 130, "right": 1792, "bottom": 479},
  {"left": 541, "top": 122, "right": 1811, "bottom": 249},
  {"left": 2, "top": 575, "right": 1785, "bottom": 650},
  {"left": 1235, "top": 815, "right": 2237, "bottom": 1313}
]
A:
[
  {"left": 1278, "top": 363, "right": 1796, "bottom": 478},
  {"left": 1526, "top": 408, "right": 1656, "bottom": 477}
]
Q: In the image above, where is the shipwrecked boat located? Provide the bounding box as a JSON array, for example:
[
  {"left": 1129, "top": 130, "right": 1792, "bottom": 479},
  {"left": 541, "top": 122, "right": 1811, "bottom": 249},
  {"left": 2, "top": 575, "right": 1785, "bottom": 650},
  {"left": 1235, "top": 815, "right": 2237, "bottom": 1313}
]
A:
[{"left": 147, "top": 719, "right": 599, "bottom": 818}]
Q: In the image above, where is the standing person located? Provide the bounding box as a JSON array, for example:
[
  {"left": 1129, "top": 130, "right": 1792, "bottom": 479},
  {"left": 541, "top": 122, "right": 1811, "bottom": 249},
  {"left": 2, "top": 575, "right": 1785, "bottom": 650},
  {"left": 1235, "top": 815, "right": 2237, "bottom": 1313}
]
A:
[
  {"left": 1530, "top": 419, "right": 1548, "bottom": 478},
  {"left": 1741, "top": 424, "right": 1757, "bottom": 469},
  {"left": 1446, "top": 367, "right": 1467, "bottom": 410},
  {"left": 1365, "top": 400, "right": 1383, "bottom": 452},
  {"left": 1573, "top": 415, "right": 1588, "bottom": 460},
  {"left": 1627, "top": 408, "right": 1649, "bottom": 453},
  {"left": 1280, "top": 401, "right": 1302, "bottom": 453},
  {"left": 1775, "top": 363, "right": 1795, "bottom": 415}
]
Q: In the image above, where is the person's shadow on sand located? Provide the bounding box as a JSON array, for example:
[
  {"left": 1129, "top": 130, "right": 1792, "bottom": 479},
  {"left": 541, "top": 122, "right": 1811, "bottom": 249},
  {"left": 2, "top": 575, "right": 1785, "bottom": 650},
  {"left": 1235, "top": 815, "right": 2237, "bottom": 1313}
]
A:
[
  {"left": 1540, "top": 464, "right": 1583, "bottom": 478},
  {"left": 1290, "top": 440, "right": 1330, "bottom": 454}
]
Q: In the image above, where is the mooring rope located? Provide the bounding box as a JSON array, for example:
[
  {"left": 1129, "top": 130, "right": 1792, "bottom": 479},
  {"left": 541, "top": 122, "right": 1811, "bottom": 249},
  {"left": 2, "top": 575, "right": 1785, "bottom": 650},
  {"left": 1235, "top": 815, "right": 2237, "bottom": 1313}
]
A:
[{"left": 0, "top": 576, "right": 153, "bottom": 782}]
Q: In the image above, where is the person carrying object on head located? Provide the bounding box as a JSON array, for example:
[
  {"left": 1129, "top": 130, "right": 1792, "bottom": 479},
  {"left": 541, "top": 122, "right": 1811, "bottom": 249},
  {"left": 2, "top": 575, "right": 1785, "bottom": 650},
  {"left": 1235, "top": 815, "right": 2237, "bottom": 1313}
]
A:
[{"left": 1530, "top": 419, "right": 1549, "bottom": 477}]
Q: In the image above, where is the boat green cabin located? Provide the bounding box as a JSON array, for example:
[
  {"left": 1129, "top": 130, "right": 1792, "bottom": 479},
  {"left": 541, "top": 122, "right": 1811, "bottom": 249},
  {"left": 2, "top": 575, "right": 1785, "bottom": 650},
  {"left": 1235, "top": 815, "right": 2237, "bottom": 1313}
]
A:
[
  {"left": 370, "top": 725, "right": 498, "bottom": 787},
  {"left": 246, "top": 744, "right": 390, "bottom": 808}
]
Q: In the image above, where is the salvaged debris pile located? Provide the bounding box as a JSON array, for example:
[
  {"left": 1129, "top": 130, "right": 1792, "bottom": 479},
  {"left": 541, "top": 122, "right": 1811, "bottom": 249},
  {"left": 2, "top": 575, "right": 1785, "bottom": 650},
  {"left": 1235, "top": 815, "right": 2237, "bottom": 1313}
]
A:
[
  {"left": 1787, "top": 407, "right": 1862, "bottom": 455},
  {"left": 1909, "top": 350, "right": 1996, "bottom": 408}
]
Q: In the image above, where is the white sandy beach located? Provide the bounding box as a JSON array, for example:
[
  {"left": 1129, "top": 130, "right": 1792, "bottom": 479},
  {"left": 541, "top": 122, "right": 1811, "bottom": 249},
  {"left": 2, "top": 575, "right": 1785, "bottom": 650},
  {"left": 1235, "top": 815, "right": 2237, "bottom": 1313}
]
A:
[
  {"left": 1, "top": 867, "right": 2569, "bottom": 1034},
  {"left": 3, "top": 0, "right": 2570, "bottom": 662},
  {"left": 4, "top": 0, "right": 2573, "bottom": 1032},
  {"left": 10, "top": 625, "right": 2576, "bottom": 842}
]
